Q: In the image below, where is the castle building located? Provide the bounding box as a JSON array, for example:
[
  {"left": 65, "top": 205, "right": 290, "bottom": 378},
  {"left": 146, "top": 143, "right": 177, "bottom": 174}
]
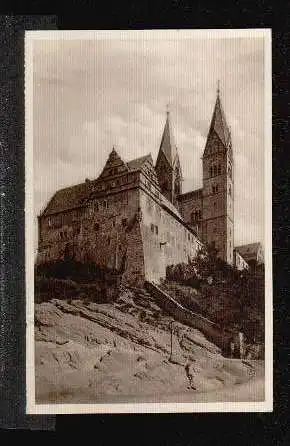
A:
[{"left": 37, "top": 88, "right": 254, "bottom": 286}]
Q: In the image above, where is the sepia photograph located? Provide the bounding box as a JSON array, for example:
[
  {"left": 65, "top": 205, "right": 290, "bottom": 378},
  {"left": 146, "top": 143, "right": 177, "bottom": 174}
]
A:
[{"left": 25, "top": 29, "right": 272, "bottom": 413}]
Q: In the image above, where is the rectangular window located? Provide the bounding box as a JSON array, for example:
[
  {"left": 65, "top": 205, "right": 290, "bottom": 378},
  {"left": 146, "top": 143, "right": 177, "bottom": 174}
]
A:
[
  {"left": 155, "top": 225, "right": 158, "bottom": 235},
  {"left": 122, "top": 218, "right": 127, "bottom": 227},
  {"left": 151, "top": 223, "right": 155, "bottom": 233}
]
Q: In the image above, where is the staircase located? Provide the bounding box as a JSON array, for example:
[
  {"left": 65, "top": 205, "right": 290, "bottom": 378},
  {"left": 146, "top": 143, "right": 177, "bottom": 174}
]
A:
[{"left": 144, "top": 281, "right": 231, "bottom": 353}]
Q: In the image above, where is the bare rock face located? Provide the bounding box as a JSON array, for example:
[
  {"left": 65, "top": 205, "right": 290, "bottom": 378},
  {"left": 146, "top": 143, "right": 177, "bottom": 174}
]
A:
[{"left": 35, "top": 288, "right": 264, "bottom": 404}]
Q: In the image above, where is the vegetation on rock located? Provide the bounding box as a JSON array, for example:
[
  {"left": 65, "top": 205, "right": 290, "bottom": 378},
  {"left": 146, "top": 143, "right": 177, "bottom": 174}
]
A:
[{"left": 165, "top": 246, "right": 265, "bottom": 350}]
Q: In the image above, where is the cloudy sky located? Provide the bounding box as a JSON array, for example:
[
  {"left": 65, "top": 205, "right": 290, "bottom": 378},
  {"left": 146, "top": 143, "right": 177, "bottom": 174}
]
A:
[{"left": 32, "top": 31, "right": 266, "bottom": 247}]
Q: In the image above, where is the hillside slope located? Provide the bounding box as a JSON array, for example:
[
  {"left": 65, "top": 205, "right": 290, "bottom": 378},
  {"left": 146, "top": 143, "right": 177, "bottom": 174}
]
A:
[{"left": 35, "top": 288, "right": 264, "bottom": 404}]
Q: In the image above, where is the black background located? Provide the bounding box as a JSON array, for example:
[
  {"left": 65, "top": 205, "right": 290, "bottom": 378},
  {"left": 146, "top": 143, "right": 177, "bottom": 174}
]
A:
[{"left": 0, "top": 3, "right": 289, "bottom": 442}]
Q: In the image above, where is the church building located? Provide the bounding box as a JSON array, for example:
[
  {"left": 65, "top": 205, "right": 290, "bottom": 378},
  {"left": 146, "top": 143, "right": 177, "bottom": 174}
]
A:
[{"left": 37, "top": 88, "right": 258, "bottom": 285}]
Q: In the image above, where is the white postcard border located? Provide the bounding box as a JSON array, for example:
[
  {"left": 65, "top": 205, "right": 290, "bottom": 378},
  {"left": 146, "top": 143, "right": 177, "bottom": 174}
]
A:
[{"left": 25, "top": 28, "right": 273, "bottom": 414}]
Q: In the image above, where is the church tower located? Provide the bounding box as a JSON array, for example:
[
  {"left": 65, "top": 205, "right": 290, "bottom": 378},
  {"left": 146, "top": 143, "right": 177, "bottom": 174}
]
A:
[
  {"left": 155, "top": 107, "right": 182, "bottom": 207},
  {"left": 202, "top": 86, "right": 234, "bottom": 264}
]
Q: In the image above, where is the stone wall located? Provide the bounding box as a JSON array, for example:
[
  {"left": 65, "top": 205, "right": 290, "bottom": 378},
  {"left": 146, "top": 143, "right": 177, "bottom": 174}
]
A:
[
  {"left": 37, "top": 187, "right": 139, "bottom": 268},
  {"left": 139, "top": 186, "right": 203, "bottom": 283},
  {"left": 37, "top": 170, "right": 204, "bottom": 286},
  {"left": 178, "top": 189, "right": 203, "bottom": 237},
  {"left": 145, "top": 281, "right": 230, "bottom": 352}
]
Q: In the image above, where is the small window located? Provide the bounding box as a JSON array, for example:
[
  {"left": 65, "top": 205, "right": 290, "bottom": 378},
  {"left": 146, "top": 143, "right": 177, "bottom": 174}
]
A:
[
  {"left": 210, "top": 166, "right": 213, "bottom": 177},
  {"left": 151, "top": 223, "right": 155, "bottom": 233},
  {"left": 103, "top": 200, "right": 108, "bottom": 209},
  {"left": 218, "top": 165, "right": 221, "bottom": 175},
  {"left": 94, "top": 223, "right": 100, "bottom": 231},
  {"left": 214, "top": 202, "right": 216, "bottom": 208},
  {"left": 48, "top": 218, "right": 52, "bottom": 228},
  {"left": 229, "top": 185, "right": 232, "bottom": 197},
  {"left": 155, "top": 225, "right": 158, "bottom": 235},
  {"left": 60, "top": 231, "right": 63, "bottom": 239},
  {"left": 122, "top": 218, "right": 127, "bottom": 227},
  {"left": 107, "top": 236, "right": 111, "bottom": 245},
  {"left": 213, "top": 165, "right": 217, "bottom": 176}
]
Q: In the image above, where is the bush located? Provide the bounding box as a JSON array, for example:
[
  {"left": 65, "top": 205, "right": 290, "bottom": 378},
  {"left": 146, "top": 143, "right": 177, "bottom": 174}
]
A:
[
  {"left": 162, "top": 282, "right": 203, "bottom": 314},
  {"left": 164, "top": 248, "right": 265, "bottom": 346}
]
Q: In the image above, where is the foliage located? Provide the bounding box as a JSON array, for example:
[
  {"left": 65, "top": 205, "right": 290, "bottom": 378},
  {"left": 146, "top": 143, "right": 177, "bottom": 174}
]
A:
[{"left": 165, "top": 246, "right": 265, "bottom": 345}]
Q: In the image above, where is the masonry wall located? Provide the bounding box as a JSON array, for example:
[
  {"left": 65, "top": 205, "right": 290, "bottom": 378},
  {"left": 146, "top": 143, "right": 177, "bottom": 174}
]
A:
[
  {"left": 37, "top": 187, "right": 140, "bottom": 271},
  {"left": 178, "top": 189, "right": 203, "bottom": 237},
  {"left": 139, "top": 177, "right": 203, "bottom": 283}
]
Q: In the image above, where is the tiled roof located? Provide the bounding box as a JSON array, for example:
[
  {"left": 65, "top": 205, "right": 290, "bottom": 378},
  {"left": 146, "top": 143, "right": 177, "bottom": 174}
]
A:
[
  {"left": 42, "top": 181, "right": 94, "bottom": 216},
  {"left": 41, "top": 152, "right": 153, "bottom": 216},
  {"left": 126, "top": 154, "right": 152, "bottom": 171}
]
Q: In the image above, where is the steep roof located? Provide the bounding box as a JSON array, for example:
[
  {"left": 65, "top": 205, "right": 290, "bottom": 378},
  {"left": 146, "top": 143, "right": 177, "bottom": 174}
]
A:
[
  {"left": 127, "top": 154, "right": 152, "bottom": 171},
  {"left": 235, "top": 243, "right": 262, "bottom": 262},
  {"left": 42, "top": 181, "right": 93, "bottom": 216},
  {"left": 41, "top": 151, "right": 154, "bottom": 217},
  {"left": 209, "top": 92, "right": 231, "bottom": 147},
  {"left": 157, "top": 110, "right": 178, "bottom": 167}
]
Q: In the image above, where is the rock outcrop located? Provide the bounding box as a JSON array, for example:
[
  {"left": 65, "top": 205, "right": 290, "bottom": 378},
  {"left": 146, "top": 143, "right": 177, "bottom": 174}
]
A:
[{"left": 35, "top": 288, "right": 264, "bottom": 404}]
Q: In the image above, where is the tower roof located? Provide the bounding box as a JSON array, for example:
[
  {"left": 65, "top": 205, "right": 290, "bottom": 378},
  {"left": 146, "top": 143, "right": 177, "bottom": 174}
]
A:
[
  {"left": 158, "top": 108, "right": 178, "bottom": 167},
  {"left": 208, "top": 89, "right": 231, "bottom": 148}
]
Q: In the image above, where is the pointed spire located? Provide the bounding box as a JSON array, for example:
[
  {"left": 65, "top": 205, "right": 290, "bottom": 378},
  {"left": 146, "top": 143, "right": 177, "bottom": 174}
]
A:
[
  {"left": 158, "top": 106, "right": 178, "bottom": 167},
  {"left": 209, "top": 84, "right": 231, "bottom": 147}
]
